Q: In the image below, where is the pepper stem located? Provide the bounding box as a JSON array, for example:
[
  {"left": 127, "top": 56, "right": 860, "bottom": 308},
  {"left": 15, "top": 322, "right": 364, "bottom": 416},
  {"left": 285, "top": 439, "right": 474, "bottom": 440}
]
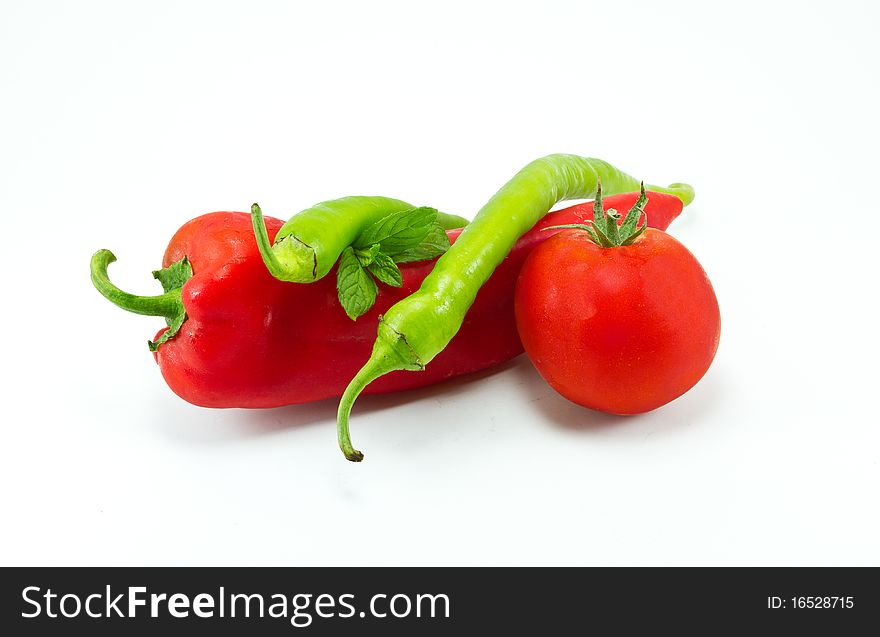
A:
[
  {"left": 337, "top": 321, "right": 423, "bottom": 462},
  {"left": 90, "top": 249, "right": 182, "bottom": 318},
  {"left": 336, "top": 361, "right": 391, "bottom": 462},
  {"left": 250, "top": 203, "right": 289, "bottom": 280},
  {"left": 91, "top": 249, "right": 192, "bottom": 351},
  {"left": 251, "top": 203, "right": 319, "bottom": 283}
]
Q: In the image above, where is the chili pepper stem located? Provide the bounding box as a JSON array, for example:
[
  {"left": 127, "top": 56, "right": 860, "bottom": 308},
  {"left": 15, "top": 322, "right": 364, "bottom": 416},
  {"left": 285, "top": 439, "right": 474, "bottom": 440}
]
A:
[
  {"left": 337, "top": 321, "right": 424, "bottom": 462},
  {"left": 251, "top": 203, "right": 317, "bottom": 283},
  {"left": 90, "top": 250, "right": 183, "bottom": 318}
]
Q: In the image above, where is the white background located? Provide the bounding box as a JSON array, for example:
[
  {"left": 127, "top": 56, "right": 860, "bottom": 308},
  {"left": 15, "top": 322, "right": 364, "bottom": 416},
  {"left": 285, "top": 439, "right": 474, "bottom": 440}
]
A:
[{"left": 2, "top": 0, "right": 878, "bottom": 566}]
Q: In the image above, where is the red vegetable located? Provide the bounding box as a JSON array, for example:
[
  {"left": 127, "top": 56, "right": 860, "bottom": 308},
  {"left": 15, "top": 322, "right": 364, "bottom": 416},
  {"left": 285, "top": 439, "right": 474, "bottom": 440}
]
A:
[
  {"left": 91, "top": 192, "right": 684, "bottom": 408},
  {"left": 514, "top": 190, "right": 719, "bottom": 414}
]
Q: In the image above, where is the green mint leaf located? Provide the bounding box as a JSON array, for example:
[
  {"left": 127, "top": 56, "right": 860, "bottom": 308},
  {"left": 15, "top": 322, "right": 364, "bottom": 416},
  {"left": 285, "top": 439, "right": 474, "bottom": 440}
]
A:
[
  {"left": 367, "top": 252, "right": 403, "bottom": 287},
  {"left": 392, "top": 223, "right": 451, "bottom": 263},
  {"left": 353, "top": 206, "right": 438, "bottom": 254},
  {"left": 336, "top": 247, "right": 378, "bottom": 320},
  {"left": 354, "top": 243, "right": 380, "bottom": 266}
]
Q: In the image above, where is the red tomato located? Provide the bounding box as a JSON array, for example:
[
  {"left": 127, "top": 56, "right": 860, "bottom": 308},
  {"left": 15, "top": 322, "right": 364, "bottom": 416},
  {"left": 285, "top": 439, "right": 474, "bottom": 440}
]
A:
[{"left": 514, "top": 228, "right": 720, "bottom": 414}]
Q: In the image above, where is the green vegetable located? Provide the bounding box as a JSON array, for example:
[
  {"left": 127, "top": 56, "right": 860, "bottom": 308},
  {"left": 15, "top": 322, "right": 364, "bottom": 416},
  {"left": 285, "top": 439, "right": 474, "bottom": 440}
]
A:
[
  {"left": 393, "top": 224, "right": 452, "bottom": 264},
  {"left": 336, "top": 154, "right": 695, "bottom": 461},
  {"left": 352, "top": 206, "right": 439, "bottom": 253},
  {"left": 251, "top": 196, "right": 467, "bottom": 284},
  {"left": 367, "top": 252, "right": 403, "bottom": 287},
  {"left": 336, "top": 247, "right": 379, "bottom": 320},
  {"left": 334, "top": 206, "right": 452, "bottom": 319}
]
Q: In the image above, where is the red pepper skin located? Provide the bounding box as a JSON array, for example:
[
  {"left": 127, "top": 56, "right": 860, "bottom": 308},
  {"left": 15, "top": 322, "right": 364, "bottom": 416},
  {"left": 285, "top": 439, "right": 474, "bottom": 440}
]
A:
[{"left": 155, "top": 191, "right": 683, "bottom": 408}]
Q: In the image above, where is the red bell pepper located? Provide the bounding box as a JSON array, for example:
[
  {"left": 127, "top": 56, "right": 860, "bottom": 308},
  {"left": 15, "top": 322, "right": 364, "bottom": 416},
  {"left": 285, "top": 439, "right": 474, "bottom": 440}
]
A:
[{"left": 90, "top": 191, "right": 683, "bottom": 408}]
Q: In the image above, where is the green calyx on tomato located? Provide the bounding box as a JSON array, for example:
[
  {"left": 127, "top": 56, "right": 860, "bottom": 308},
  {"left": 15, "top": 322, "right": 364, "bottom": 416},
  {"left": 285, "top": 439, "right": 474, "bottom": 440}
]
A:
[{"left": 545, "top": 181, "right": 649, "bottom": 247}]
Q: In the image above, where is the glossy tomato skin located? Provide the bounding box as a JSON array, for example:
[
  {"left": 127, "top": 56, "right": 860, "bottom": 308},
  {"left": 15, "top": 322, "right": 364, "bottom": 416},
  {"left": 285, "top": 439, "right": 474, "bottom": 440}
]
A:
[{"left": 514, "top": 229, "right": 720, "bottom": 414}]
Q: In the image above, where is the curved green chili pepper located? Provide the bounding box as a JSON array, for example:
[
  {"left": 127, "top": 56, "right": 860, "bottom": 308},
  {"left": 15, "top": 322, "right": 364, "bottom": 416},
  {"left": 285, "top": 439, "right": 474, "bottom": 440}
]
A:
[
  {"left": 252, "top": 196, "right": 469, "bottom": 283},
  {"left": 336, "top": 154, "right": 695, "bottom": 461}
]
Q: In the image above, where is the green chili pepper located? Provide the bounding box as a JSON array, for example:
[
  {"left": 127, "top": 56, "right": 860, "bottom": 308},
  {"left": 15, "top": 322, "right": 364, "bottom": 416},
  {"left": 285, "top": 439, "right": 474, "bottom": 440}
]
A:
[
  {"left": 252, "top": 196, "right": 469, "bottom": 283},
  {"left": 336, "top": 154, "right": 695, "bottom": 461}
]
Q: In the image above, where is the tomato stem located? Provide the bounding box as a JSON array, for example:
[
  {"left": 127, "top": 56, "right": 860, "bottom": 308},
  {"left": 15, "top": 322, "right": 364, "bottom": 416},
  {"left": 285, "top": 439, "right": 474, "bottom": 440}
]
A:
[{"left": 545, "top": 182, "right": 650, "bottom": 247}]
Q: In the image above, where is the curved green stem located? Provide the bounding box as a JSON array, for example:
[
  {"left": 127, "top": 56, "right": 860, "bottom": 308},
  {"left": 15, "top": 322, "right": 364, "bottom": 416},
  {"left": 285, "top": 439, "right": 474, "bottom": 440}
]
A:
[
  {"left": 90, "top": 249, "right": 182, "bottom": 318},
  {"left": 337, "top": 322, "right": 423, "bottom": 462},
  {"left": 91, "top": 249, "right": 191, "bottom": 351},
  {"left": 251, "top": 203, "right": 307, "bottom": 282},
  {"left": 336, "top": 364, "right": 384, "bottom": 462}
]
